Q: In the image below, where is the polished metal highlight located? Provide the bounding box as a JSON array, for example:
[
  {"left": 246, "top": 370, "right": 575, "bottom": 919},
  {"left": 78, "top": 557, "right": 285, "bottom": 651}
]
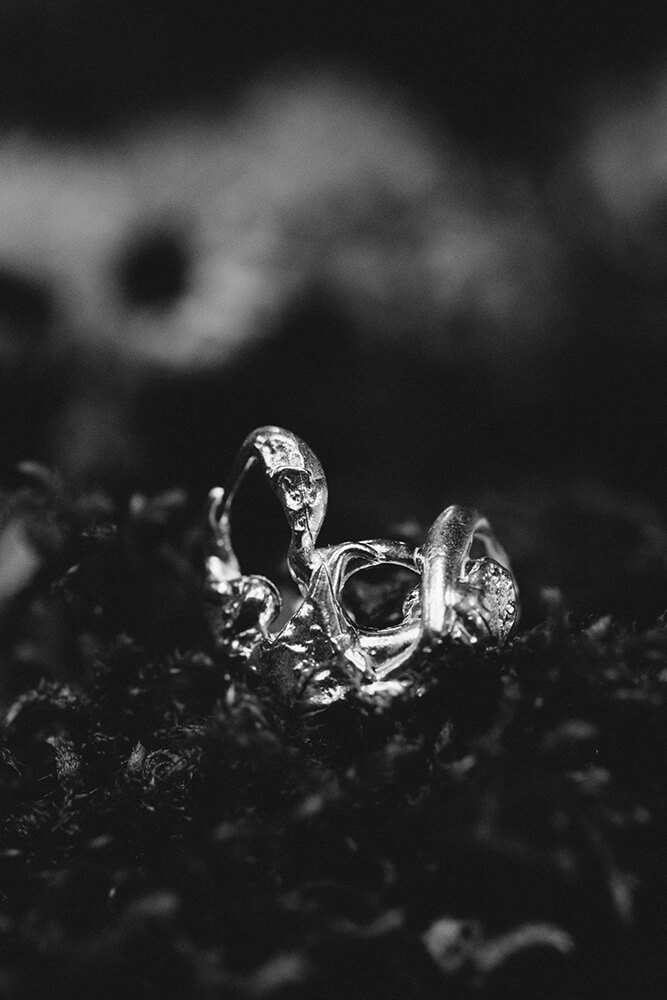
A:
[{"left": 206, "top": 426, "right": 519, "bottom": 706}]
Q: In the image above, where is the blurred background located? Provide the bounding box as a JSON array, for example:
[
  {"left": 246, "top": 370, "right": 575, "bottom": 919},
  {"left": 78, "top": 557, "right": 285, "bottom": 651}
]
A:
[{"left": 2, "top": 0, "right": 667, "bottom": 621}]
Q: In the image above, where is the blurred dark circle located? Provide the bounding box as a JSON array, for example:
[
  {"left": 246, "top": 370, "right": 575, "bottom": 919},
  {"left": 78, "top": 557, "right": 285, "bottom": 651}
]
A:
[
  {"left": 116, "top": 228, "right": 191, "bottom": 308},
  {"left": 0, "top": 269, "right": 53, "bottom": 330}
]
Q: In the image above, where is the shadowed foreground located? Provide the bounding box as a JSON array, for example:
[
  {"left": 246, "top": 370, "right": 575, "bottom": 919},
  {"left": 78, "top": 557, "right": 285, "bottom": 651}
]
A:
[{"left": 0, "top": 474, "right": 666, "bottom": 999}]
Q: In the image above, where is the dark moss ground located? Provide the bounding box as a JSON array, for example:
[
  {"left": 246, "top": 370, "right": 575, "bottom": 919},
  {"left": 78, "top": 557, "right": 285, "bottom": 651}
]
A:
[{"left": 0, "top": 468, "right": 666, "bottom": 999}]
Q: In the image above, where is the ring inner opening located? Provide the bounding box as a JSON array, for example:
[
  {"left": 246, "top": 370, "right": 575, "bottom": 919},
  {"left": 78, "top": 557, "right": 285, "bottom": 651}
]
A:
[
  {"left": 340, "top": 564, "right": 419, "bottom": 630},
  {"left": 226, "top": 460, "right": 293, "bottom": 587}
]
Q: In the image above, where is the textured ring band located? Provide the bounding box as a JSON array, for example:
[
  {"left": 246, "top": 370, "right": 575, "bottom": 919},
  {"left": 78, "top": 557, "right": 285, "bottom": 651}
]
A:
[{"left": 206, "top": 426, "right": 519, "bottom": 704}]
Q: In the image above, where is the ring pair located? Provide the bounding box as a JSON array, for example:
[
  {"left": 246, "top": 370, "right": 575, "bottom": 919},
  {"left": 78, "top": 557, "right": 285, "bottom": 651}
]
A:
[{"left": 206, "top": 427, "right": 519, "bottom": 706}]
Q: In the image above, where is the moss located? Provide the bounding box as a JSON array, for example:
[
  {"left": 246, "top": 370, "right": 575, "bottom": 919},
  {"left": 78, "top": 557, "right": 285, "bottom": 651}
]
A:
[{"left": 0, "top": 475, "right": 666, "bottom": 998}]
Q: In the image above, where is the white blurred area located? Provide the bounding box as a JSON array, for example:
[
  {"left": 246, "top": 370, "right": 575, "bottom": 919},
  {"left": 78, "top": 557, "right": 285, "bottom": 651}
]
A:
[
  {"left": 560, "top": 67, "right": 667, "bottom": 288},
  {"left": 0, "top": 71, "right": 564, "bottom": 372}
]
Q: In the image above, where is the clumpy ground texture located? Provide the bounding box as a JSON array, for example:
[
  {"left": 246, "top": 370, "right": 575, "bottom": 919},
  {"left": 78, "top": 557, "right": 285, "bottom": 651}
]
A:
[{"left": 1, "top": 470, "right": 667, "bottom": 1000}]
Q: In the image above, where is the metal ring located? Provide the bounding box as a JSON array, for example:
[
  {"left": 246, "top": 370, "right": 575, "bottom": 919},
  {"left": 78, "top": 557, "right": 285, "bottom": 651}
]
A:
[
  {"left": 208, "top": 425, "right": 328, "bottom": 592},
  {"left": 419, "top": 506, "right": 519, "bottom": 649},
  {"left": 205, "top": 427, "right": 519, "bottom": 702}
]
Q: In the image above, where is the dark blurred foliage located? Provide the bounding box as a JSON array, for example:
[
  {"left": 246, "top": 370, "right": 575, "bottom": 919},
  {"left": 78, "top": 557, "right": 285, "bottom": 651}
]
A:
[
  {"left": 1, "top": 0, "right": 667, "bottom": 159},
  {"left": 0, "top": 0, "right": 665, "bottom": 518}
]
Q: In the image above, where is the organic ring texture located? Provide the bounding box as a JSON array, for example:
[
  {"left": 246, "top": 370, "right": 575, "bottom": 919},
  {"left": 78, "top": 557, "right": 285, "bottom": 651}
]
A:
[{"left": 206, "top": 426, "right": 519, "bottom": 706}]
